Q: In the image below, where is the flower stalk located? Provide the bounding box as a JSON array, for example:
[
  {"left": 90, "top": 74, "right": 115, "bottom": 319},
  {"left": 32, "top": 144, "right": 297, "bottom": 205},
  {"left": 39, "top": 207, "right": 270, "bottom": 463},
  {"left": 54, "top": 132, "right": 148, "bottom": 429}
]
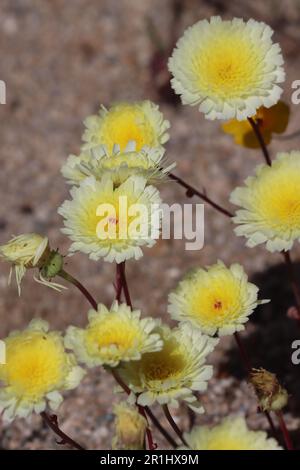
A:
[
  {"left": 162, "top": 404, "right": 187, "bottom": 446},
  {"left": 58, "top": 269, "right": 98, "bottom": 310},
  {"left": 41, "top": 412, "right": 85, "bottom": 450}
]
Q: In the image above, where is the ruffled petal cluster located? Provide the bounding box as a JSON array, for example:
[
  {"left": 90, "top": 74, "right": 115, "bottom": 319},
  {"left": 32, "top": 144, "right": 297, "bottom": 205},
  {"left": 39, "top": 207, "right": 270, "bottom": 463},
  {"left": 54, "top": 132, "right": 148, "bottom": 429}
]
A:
[{"left": 169, "top": 17, "right": 285, "bottom": 120}]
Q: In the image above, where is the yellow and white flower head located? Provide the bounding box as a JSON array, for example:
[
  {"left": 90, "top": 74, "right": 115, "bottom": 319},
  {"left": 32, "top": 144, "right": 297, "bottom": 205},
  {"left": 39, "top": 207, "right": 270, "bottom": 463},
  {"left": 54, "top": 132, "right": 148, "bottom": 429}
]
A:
[
  {"left": 0, "top": 319, "right": 85, "bottom": 422},
  {"left": 168, "top": 17, "right": 285, "bottom": 120},
  {"left": 168, "top": 261, "right": 268, "bottom": 336},
  {"left": 61, "top": 143, "right": 173, "bottom": 187},
  {"left": 231, "top": 151, "right": 300, "bottom": 252},
  {"left": 58, "top": 174, "right": 162, "bottom": 264},
  {"left": 182, "top": 416, "right": 282, "bottom": 450},
  {"left": 118, "top": 323, "right": 218, "bottom": 412},
  {"left": 65, "top": 302, "right": 163, "bottom": 368},
  {"left": 82, "top": 101, "right": 170, "bottom": 154},
  {"left": 0, "top": 234, "right": 64, "bottom": 295}
]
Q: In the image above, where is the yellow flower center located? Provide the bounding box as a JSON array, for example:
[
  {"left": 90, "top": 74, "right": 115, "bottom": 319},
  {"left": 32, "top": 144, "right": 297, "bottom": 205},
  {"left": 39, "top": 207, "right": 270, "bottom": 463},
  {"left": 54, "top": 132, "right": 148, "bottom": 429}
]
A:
[
  {"left": 140, "top": 339, "right": 186, "bottom": 383},
  {"left": 206, "top": 436, "right": 248, "bottom": 450},
  {"left": 99, "top": 106, "right": 156, "bottom": 153},
  {"left": 188, "top": 271, "right": 245, "bottom": 328},
  {"left": 77, "top": 188, "right": 144, "bottom": 245},
  {"left": 255, "top": 166, "right": 300, "bottom": 233},
  {"left": 193, "top": 34, "right": 263, "bottom": 99},
  {"left": 85, "top": 315, "right": 139, "bottom": 356},
  {"left": 1, "top": 332, "right": 67, "bottom": 400}
]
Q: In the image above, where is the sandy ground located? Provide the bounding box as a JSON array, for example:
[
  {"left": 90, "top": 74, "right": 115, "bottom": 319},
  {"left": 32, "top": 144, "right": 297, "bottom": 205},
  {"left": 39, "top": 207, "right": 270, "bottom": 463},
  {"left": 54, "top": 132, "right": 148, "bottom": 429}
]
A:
[{"left": 1, "top": 0, "right": 300, "bottom": 449}]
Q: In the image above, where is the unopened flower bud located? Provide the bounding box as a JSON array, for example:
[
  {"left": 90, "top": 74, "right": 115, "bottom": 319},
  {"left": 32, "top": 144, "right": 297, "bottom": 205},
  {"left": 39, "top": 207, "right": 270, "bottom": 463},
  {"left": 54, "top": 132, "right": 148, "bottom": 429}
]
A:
[
  {"left": 112, "top": 403, "right": 147, "bottom": 450},
  {"left": 40, "top": 250, "right": 64, "bottom": 280},
  {"left": 250, "top": 368, "right": 288, "bottom": 412}
]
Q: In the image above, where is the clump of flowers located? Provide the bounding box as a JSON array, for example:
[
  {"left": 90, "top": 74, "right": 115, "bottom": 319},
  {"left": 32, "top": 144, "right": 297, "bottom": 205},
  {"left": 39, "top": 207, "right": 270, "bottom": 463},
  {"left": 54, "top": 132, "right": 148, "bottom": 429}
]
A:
[
  {"left": 168, "top": 261, "right": 268, "bottom": 336},
  {"left": 65, "top": 302, "right": 163, "bottom": 367},
  {"left": 231, "top": 151, "right": 300, "bottom": 252},
  {"left": 58, "top": 174, "right": 161, "bottom": 263},
  {"left": 118, "top": 323, "right": 218, "bottom": 412},
  {"left": 182, "top": 416, "right": 282, "bottom": 450},
  {"left": 0, "top": 319, "right": 85, "bottom": 421},
  {"left": 222, "top": 101, "right": 290, "bottom": 148},
  {"left": 168, "top": 17, "right": 284, "bottom": 120},
  {"left": 0, "top": 13, "right": 295, "bottom": 452},
  {"left": 82, "top": 101, "right": 170, "bottom": 154}
]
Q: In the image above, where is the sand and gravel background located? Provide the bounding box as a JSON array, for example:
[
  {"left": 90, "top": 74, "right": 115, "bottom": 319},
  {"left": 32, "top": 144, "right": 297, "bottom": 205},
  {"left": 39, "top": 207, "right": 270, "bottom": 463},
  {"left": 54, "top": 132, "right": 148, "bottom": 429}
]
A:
[{"left": 1, "top": 0, "right": 300, "bottom": 450}]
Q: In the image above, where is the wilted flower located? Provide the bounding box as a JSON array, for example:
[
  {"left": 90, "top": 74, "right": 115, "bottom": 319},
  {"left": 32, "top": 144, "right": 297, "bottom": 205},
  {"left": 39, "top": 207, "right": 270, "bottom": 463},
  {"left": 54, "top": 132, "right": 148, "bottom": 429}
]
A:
[
  {"left": 0, "top": 234, "right": 65, "bottom": 294},
  {"left": 0, "top": 319, "right": 85, "bottom": 422},
  {"left": 250, "top": 368, "right": 288, "bottom": 412},
  {"left": 222, "top": 101, "right": 290, "bottom": 148},
  {"left": 112, "top": 402, "right": 147, "bottom": 450},
  {"left": 168, "top": 17, "right": 284, "bottom": 120}
]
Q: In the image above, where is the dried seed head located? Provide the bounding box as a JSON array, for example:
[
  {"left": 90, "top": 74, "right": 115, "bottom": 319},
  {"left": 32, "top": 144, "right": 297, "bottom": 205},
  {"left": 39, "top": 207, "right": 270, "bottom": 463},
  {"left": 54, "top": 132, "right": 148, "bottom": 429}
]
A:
[{"left": 250, "top": 368, "right": 288, "bottom": 412}]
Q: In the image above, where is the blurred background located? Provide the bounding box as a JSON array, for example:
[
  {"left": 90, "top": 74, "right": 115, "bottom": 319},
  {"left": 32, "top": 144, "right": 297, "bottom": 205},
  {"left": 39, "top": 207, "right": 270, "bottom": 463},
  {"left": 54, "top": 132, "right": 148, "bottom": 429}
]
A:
[{"left": 1, "top": 0, "right": 300, "bottom": 449}]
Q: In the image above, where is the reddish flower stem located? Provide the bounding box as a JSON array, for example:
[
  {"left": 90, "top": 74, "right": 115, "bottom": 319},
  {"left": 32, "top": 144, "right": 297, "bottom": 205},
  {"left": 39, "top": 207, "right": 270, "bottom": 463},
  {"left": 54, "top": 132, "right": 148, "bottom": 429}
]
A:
[
  {"left": 276, "top": 411, "right": 294, "bottom": 450},
  {"left": 247, "top": 117, "right": 272, "bottom": 166},
  {"left": 41, "top": 412, "right": 85, "bottom": 450},
  {"left": 282, "top": 251, "right": 300, "bottom": 320},
  {"left": 113, "top": 263, "right": 180, "bottom": 449},
  {"left": 162, "top": 404, "right": 187, "bottom": 446},
  {"left": 168, "top": 172, "right": 233, "bottom": 218},
  {"left": 59, "top": 269, "right": 97, "bottom": 310},
  {"left": 234, "top": 332, "right": 283, "bottom": 441}
]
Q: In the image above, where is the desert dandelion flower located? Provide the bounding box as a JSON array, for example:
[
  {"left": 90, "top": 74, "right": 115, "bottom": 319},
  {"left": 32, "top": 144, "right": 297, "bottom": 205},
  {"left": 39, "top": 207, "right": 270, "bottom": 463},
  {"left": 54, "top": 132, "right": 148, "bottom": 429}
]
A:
[
  {"left": 168, "top": 17, "right": 285, "bottom": 120},
  {"left": 58, "top": 174, "right": 162, "bottom": 264},
  {"left": 0, "top": 319, "right": 85, "bottom": 422},
  {"left": 168, "top": 261, "right": 268, "bottom": 336},
  {"left": 231, "top": 151, "right": 300, "bottom": 252},
  {"left": 65, "top": 302, "right": 163, "bottom": 368},
  {"left": 182, "top": 416, "right": 282, "bottom": 450},
  {"left": 82, "top": 101, "right": 170, "bottom": 154},
  {"left": 118, "top": 323, "right": 217, "bottom": 412}
]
